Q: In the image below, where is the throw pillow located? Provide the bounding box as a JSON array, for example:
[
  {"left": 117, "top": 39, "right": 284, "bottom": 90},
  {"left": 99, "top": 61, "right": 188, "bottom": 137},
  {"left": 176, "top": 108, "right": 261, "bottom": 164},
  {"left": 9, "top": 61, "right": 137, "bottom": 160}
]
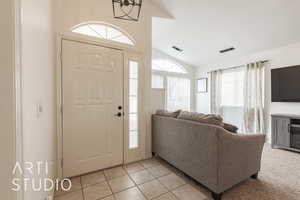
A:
[{"left": 223, "top": 123, "right": 238, "bottom": 133}]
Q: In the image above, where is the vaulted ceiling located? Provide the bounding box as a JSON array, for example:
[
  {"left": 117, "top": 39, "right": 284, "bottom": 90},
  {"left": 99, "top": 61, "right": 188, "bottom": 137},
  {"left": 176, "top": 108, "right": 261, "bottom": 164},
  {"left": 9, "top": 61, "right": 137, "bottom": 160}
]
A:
[{"left": 151, "top": 0, "right": 300, "bottom": 67}]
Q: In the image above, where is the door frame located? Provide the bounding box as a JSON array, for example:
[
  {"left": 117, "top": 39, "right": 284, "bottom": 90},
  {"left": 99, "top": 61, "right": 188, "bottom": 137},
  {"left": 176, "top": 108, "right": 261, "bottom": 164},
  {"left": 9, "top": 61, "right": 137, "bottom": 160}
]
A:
[
  {"left": 124, "top": 53, "right": 145, "bottom": 163},
  {"left": 14, "top": 0, "right": 24, "bottom": 199},
  {"left": 56, "top": 35, "right": 145, "bottom": 178}
]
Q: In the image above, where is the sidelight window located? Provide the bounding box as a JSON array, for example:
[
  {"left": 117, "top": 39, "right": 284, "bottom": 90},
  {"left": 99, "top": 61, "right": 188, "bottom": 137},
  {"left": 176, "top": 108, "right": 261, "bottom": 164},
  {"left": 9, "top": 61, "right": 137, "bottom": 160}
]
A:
[{"left": 129, "top": 61, "right": 139, "bottom": 149}]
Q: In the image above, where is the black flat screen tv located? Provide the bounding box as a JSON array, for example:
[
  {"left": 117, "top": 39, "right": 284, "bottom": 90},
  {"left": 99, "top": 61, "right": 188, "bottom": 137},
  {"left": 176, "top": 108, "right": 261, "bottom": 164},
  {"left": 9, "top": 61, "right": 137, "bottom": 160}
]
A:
[{"left": 271, "top": 65, "right": 300, "bottom": 102}]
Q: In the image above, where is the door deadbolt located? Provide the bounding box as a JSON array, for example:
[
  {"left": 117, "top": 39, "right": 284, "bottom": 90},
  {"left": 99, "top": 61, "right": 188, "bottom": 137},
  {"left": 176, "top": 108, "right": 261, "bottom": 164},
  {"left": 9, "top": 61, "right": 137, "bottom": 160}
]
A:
[{"left": 115, "top": 112, "right": 122, "bottom": 117}]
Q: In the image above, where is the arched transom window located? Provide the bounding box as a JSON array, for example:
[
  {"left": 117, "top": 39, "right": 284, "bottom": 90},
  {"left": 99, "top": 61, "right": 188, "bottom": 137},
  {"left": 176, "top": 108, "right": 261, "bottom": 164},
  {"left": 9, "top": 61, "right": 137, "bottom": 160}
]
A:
[
  {"left": 72, "top": 23, "right": 135, "bottom": 46},
  {"left": 152, "top": 59, "right": 187, "bottom": 74}
]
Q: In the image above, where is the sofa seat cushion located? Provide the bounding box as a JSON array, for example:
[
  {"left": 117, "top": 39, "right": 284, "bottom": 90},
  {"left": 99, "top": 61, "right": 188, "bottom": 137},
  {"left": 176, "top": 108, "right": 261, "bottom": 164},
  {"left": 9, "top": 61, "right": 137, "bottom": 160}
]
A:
[{"left": 155, "top": 109, "right": 182, "bottom": 118}]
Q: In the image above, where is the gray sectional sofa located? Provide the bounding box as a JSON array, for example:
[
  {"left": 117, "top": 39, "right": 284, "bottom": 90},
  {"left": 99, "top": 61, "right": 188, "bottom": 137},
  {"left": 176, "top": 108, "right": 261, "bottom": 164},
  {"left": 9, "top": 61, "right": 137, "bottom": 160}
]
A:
[{"left": 152, "top": 114, "right": 265, "bottom": 200}]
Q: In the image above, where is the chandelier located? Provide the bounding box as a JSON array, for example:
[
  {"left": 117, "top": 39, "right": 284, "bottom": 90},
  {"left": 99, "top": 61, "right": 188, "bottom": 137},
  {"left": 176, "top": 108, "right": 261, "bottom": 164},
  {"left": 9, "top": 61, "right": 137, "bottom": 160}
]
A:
[{"left": 112, "top": 0, "right": 143, "bottom": 21}]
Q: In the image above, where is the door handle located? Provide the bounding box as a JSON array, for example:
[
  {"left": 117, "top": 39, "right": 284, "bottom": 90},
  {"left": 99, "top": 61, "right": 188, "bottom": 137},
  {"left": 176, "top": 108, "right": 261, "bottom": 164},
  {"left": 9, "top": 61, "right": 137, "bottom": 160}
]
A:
[{"left": 115, "top": 112, "right": 122, "bottom": 117}]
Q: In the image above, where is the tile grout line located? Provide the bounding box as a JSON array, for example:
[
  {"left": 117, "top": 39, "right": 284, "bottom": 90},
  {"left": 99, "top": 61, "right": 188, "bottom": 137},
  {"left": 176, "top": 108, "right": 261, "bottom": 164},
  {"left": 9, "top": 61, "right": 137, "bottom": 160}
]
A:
[
  {"left": 127, "top": 165, "right": 156, "bottom": 185},
  {"left": 80, "top": 176, "right": 86, "bottom": 200},
  {"left": 80, "top": 164, "right": 143, "bottom": 199},
  {"left": 150, "top": 158, "right": 198, "bottom": 200},
  {"left": 99, "top": 169, "right": 115, "bottom": 200},
  {"left": 105, "top": 178, "right": 114, "bottom": 199},
  {"left": 82, "top": 169, "right": 114, "bottom": 200},
  {"left": 122, "top": 164, "right": 150, "bottom": 200},
  {"left": 106, "top": 171, "right": 136, "bottom": 197},
  {"left": 151, "top": 171, "right": 180, "bottom": 200},
  {"left": 142, "top": 159, "right": 180, "bottom": 199},
  {"left": 95, "top": 163, "right": 147, "bottom": 199},
  {"left": 155, "top": 175, "right": 186, "bottom": 200},
  {"left": 128, "top": 160, "right": 181, "bottom": 200}
]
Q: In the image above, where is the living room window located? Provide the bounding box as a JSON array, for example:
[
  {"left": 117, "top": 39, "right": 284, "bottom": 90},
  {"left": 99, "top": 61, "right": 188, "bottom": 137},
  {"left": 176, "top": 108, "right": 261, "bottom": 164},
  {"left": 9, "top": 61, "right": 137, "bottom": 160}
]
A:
[
  {"left": 211, "top": 63, "right": 265, "bottom": 132},
  {"left": 167, "top": 77, "right": 191, "bottom": 111},
  {"left": 152, "top": 75, "right": 164, "bottom": 89},
  {"left": 219, "top": 68, "right": 245, "bottom": 131},
  {"left": 221, "top": 69, "right": 244, "bottom": 107},
  {"left": 151, "top": 58, "right": 191, "bottom": 111}
]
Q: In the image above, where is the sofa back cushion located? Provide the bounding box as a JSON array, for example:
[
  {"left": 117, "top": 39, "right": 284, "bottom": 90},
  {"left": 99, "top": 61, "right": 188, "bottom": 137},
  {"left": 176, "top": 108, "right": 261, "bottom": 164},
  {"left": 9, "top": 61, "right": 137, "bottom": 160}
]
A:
[
  {"left": 155, "top": 110, "right": 239, "bottom": 133},
  {"left": 178, "top": 111, "right": 224, "bottom": 126},
  {"left": 155, "top": 109, "right": 181, "bottom": 118}
]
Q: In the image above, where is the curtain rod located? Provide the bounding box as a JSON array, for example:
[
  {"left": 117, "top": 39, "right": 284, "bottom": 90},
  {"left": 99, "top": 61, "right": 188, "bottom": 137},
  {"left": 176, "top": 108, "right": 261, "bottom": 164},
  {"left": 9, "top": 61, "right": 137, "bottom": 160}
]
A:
[{"left": 207, "top": 60, "right": 268, "bottom": 74}]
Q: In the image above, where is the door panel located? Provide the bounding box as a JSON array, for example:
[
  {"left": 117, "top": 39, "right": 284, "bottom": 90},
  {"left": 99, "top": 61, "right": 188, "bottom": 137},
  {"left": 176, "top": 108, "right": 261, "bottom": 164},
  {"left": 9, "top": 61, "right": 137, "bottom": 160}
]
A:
[
  {"left": 275, "top": 118, "right": 290, "bottom": 148},
  {"left": 62, "top": 40, "right": 124, "bottom": 178}
]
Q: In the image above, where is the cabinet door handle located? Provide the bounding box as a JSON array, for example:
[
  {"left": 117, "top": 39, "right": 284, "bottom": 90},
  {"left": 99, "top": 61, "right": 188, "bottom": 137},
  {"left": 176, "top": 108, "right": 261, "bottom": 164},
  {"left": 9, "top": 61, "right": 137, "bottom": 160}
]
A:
[
  {"left": 288, "top": 124, "right": 291, "bottom": 133},
  {"left": 291, "top": 124, "right": 300, "bottom": 128}
]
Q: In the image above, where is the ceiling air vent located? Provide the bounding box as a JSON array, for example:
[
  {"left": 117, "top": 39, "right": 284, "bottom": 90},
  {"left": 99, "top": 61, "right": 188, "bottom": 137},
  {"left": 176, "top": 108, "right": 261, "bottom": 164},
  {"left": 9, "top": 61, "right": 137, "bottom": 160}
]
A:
[
  {"left": 172, "top": 46, "right": 183, "bottom": 52},
  {"left": 219, "top": 47, "right": 235, "bottom": 53}
]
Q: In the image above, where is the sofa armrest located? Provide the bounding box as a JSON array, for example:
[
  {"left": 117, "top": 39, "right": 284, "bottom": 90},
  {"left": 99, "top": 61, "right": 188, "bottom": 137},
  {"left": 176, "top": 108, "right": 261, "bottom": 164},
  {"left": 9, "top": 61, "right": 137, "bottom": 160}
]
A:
[{"left": 217, "top": 130, "right": 265, "bottom": 193}]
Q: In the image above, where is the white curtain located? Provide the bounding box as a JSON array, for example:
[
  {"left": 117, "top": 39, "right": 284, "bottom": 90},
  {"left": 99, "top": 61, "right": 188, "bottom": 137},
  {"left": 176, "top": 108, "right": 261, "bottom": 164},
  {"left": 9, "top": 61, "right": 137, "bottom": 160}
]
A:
[
  {"left": 243, "top": 62, "right": 265, "bottom": 134},
  {"left": 210, "top": 70, "right": 223, "bottom": 115},
  {"left": 167, "top": 77, "right": 191, "bottom": 111}
]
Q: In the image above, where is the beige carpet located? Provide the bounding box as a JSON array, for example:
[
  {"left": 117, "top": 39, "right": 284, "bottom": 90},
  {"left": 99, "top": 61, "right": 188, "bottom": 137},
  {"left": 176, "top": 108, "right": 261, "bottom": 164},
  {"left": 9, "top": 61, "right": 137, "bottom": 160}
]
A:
[{"left": 219, "top": 144, "right": 300, "bottom": 200}]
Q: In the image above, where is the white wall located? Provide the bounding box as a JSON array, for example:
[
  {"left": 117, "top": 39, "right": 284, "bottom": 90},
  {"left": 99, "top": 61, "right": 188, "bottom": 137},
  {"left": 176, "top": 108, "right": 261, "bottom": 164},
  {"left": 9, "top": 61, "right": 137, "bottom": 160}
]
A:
[
  {"left": 0, "top": 0, "right": 16, "bottom": 199},
  {"left": 21, "top": 0, "right": 56, "bottom": 199},
  {"left": 196, "top": 42, "right": 300, "bottom": 141}
]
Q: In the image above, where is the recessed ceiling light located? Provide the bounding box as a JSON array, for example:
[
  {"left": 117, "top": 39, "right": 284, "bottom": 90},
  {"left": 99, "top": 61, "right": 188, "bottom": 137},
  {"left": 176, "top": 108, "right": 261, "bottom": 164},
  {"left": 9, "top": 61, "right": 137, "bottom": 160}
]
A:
[
  {"left": 219, "top": 47, "right": 235, "bottom": 53},
  {"left": 172, "top": 46, "right": 183, "bottom": 52}
]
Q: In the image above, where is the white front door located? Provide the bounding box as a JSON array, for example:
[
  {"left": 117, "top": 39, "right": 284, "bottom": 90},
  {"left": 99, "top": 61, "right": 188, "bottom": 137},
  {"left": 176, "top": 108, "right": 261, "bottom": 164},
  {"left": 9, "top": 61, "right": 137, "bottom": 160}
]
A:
[{"left": 62, "top": 39, "right": 124, "bottom": 178}]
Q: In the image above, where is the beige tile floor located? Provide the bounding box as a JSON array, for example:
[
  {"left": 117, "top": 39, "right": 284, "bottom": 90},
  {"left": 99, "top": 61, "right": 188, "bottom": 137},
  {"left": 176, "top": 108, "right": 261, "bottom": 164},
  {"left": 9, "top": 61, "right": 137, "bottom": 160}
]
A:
[{"left": 54, "top": 157, "right": 210, "bottom": 200}]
